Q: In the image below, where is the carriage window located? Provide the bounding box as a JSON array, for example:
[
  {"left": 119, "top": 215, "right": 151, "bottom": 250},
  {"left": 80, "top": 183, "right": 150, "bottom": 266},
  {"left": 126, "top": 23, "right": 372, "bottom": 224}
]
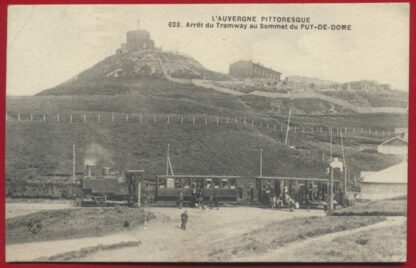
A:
[
  {"left": 183, "top": 178, "right": 191, "bottom": 188},
  {"left": 213, "top": 178, "right": 220, "bottom": 188},
  {"left": 229, "top": 178, "right": 236, "bottom": 189},
  {"left": 174, "top": 178, "right": 183, "bottom": 188},
  {"left": 195, "top": 178, "right": 204, "bottom": 189},
  {"left": 205, "top": 179, "right": 212, "bottom": 188},
  {"left": 222, "top": 179, "right": 230, "bottom": 189},
  {"left": 159, "top": 178, "right": 166, "bottom": 188}
]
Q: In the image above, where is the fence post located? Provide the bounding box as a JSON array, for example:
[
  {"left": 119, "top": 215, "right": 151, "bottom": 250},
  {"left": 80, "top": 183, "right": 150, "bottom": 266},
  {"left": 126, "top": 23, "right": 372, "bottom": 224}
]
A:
[
  {"left": 140, "top": 114, "right": 143, "bottom": 123},
  {"left": 251, "top": 120, "right": 254, "bottom": 128},
  {"left": 244, "top": 117, "right": 246, "bottom": 124},
  {"left": 167, "top": 116, "right": 170, "bottom": 124},
  {"left": 98, "top": 113, "right": 100, "bottom": 122},
  {"left": 266, "top": 123, "right": 269, "bottom": 129},
  {"left": 70, "top": 114, "right": 73, "bottom": 123},
  {"left": 57, "top": 114, "right": 60, "bottom": 123},
  {"left": 43, "top": 114, "right": 46, "bottom": 123},
  {"left": 153, "top": 115, "right": 156, "bottom": 124},
  {"left": 83, "top": 114, "right": 86, "bottom": 123},
  {"left": 30, "top": 113, "right": 33, "bottom": 121},
  {"left": 126, "top": 114, "right": 129, "bottom": 122},
  {"left": 111, "top": 113, "right": 114, "bottom": 122},
  {"left": 18, "top": 113, "right": 21, "bottom": 121},
  {"left": 216, "top": 116, "right": 219, "bottom": 125},
  {"left": 181, "top": 117, "right": 184, "bottom": 125},
  {"left": 226, "top": 117, "right": 229, "bottom": 124}
]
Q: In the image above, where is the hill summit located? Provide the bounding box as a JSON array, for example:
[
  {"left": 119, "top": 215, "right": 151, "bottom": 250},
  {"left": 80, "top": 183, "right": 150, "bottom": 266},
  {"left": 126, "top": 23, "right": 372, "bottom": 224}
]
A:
[{"left": 38, "top": 24, "right": 227, "bottom": 96}]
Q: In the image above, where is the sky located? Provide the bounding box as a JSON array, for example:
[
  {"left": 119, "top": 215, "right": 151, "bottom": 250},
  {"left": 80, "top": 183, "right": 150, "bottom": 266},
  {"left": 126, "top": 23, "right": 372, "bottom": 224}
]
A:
[{"left": 7, "top": 4, "right": 410, "bottom": 96}]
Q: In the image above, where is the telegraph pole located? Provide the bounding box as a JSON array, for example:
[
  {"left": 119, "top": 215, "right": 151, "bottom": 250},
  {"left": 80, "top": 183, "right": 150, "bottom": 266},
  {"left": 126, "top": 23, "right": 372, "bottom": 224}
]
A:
[
  {"left": 329, "top": 130, "right": 334, "bottom": 212},
  {"left": 340, "top": 130, "right": 347, "bottom": 195},
  {"left": 166, "top": 144, "right": 170, "bottom": 176},
  {"left": 137, "top": 178, "right": 141, "bottom": 208},
  {"left": 260, "top": 148, "right": 263, "bottom": 177},
  {"left": 72, "top": 144, "right": 76, "bottom": 183},
  {"left": 285, "top": 110, "right": 292, "bottom": 145}
]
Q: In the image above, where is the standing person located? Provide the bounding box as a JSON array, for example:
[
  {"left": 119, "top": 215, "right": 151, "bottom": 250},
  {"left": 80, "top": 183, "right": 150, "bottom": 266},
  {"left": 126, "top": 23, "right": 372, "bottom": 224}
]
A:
[
  {"left": 177, "top": 191, "right": 184, "bottom": 209},
  {"left": 305, "top": 191, "right": 311, "bottom": 212},
  {"left": 272, "top": 195, "right": 277, "bottom": 210},
  {"left": 209, "top": 194, "right": 214, "bottom": 209},
  {"left": 248, "top": 186, "right": 254, "bottom": 205},
  {"left": 180, "top": 210, "right": 188, "bottom": 230},
  {"left": 213, "top": 193, "right": 219, "bottom": 210}
]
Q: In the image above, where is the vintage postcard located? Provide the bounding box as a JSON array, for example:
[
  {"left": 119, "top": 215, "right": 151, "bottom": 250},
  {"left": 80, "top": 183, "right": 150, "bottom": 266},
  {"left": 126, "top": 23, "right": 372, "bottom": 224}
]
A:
[{"left": 5, "top": 3, "right": 409, "bottom": 262}]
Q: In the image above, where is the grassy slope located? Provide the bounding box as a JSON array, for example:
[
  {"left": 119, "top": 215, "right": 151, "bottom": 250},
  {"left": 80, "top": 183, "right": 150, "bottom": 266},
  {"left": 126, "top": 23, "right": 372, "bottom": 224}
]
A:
[
  {"left": 8, "top": 81, "right": 254, "bottom": 117},
  {"left": 6, "top": 120, "right": 402, "bottom": 184},
  {"left": 207, "top": 215, "right": 386, "bottom": 261},
  {"left": 6, "top": 80, "right": 405, "bottom": 187},
  {"left": 6, "top": 207, "right": 154, "bottom": 244},
  {"left": 330, "top": 198, "right": 407, "bottom": 216},
  {"left": 289, "top": 221, "right": 406, "bottom": 262},
  {"left": 321, "top": 90, "right": 408, "bottom": 108}
]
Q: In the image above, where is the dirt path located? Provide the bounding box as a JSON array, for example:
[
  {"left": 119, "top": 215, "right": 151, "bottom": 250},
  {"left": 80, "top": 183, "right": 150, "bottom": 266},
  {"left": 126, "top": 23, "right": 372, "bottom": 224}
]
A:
[
  {"left": 79, "top": 207, "right": 324, "bottom": 262},
  {"left": 6, "top": 207, "right": 323, "bottom": 262},
  {"left": 234, "top": 216, "right": 406, "bottom": 262}
]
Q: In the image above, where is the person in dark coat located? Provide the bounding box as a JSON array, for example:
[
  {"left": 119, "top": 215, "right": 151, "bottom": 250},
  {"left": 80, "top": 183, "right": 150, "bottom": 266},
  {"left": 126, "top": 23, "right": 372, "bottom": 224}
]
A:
[
  {"left": 213, "top": 193, "right": 219, "bottom": 210},
  {"left": 180, "top": 210, "right": 188, "bottom": 230}
]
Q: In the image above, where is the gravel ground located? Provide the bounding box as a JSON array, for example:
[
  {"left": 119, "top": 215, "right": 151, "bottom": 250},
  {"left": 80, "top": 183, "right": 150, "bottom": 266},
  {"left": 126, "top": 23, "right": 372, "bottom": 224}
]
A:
[{"left": 7, "top": 206, "right": 323, "bottom": 262}]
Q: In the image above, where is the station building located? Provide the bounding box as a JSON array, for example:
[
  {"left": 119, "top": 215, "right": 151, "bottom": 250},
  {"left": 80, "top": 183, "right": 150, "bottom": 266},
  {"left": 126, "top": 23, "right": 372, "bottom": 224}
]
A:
[
  {"left": 229, "top": 60, "right": 281, "bottom": 81},
  {"left": 360, "top": 161, "right": 407, "bottom": 200}
]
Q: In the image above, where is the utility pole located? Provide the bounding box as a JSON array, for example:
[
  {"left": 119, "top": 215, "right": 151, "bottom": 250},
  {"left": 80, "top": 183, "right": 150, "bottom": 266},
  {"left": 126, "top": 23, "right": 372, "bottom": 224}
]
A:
[
  {"left": 166, "top": 144, "right": 170, "bottom": 176},
  {"left": 260, "top": 148, "right": 263, "bottom": 177},
  {"left": 285, "top": 110, "right": 292, "bottom": 145},
  {"left": 340, "top": 131, "right": 347, "bottom": 195},
  {"left": 72, "top": 144, "right": 76, "bottom": 183},
  {"left": 137, "top": 177, "right": 141, "bottom": 208},
  {"left": 329, "top": 130, "right": 334, "bottom": 212}
]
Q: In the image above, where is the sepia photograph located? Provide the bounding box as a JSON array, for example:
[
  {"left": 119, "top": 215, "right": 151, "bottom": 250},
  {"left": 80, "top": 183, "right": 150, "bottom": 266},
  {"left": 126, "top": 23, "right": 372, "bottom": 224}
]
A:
[{"left": 5, "top": 3, "right": 409, "bottom": 263}]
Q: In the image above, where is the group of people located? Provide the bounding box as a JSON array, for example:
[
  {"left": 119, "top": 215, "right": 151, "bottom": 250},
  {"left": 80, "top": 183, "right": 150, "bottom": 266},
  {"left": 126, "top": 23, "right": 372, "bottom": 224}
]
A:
[
  {"left": 263, "top": 185, "right": 297, "bottom": 210},
  {"left": 177, "top": 189, "right": 219, "bottom": 210}
]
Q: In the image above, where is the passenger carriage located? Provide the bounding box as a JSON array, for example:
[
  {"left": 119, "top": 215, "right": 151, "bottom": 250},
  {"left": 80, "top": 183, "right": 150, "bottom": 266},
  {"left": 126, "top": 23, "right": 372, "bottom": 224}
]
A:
[{"left": 155, "top": 175, "right": 241, "bottom": 204}]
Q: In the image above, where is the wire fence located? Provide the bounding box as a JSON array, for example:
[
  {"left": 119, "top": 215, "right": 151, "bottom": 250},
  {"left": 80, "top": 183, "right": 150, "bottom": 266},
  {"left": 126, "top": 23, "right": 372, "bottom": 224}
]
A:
[{"left": 6, "top": 112, "right": 400, "bottom": 139}]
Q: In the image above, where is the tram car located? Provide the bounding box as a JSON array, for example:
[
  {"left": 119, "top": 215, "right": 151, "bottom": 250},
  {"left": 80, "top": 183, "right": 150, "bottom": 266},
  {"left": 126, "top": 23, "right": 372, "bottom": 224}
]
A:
[
  {"left": 155, "top": 175, "right": 241, "bottom": 204},
  {"left": 256, "top": 176, "right": 343, "bottom": 209}
]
